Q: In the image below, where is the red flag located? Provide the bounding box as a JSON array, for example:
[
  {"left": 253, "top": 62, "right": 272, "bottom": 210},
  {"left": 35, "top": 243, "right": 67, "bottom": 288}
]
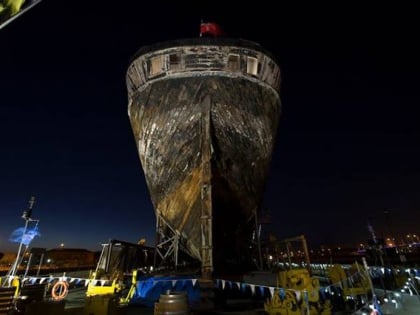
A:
[{"left": 200, "top": 22, "right": 224, "bottom": 37}]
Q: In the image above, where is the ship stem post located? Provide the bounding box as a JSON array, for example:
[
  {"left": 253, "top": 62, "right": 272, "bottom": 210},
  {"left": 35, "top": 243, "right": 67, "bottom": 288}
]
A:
[{"left": 200, "top": 95, "right": 213, "bottom": 279}]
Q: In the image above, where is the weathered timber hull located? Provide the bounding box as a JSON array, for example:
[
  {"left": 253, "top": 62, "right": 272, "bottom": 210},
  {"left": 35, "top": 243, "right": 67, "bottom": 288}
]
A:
[{"left": 126, "top": 38, "right": 281, "bottom": 275}]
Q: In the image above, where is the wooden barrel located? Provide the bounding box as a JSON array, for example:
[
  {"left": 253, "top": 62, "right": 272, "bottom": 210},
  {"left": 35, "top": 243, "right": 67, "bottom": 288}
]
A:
[{"left": 154, "top": 291, "right": 189, "bottom": 315}]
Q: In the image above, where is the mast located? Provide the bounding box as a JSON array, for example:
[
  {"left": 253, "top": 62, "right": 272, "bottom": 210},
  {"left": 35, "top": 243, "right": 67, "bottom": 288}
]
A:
[{"left": 5, "top": 196, "right": 37, "bottom": 284}]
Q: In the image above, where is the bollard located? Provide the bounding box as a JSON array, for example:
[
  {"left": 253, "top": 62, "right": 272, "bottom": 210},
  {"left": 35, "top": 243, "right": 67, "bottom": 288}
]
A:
[{"left": 154, "top": 291, "right": 189, "bottom": 315}]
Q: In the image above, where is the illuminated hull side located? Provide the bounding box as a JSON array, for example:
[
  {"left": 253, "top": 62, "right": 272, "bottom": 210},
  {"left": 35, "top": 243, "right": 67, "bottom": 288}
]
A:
[{"left": 126, "top": 38, "right": 281, "bottom": 276}]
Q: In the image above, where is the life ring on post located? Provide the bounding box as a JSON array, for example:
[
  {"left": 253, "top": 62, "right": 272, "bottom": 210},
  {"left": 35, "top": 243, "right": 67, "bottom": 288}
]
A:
[{"left": 51, "top": 280, "right": 69, "bottom": 301}]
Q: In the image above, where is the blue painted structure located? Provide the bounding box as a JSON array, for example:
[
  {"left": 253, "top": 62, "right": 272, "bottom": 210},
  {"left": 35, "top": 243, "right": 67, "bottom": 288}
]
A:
[{"left": 130, "top": 275, "right": 201, "bottom": 307}]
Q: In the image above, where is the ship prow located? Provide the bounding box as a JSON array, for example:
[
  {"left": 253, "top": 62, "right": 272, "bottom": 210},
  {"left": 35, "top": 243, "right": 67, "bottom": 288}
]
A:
[{"left": 126, "top": 36, "right": 281, "bottom": 277}]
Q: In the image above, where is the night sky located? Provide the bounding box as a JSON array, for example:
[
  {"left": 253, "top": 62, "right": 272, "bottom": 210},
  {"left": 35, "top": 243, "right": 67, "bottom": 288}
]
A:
[{"left": 1, "top": 1, "right": 419, "bottom": 253}]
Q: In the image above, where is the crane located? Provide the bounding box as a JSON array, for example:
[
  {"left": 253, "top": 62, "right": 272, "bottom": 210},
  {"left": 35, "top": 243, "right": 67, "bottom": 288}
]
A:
[{"left": 0, "top": 0, "right": 42, "bottom": 30}]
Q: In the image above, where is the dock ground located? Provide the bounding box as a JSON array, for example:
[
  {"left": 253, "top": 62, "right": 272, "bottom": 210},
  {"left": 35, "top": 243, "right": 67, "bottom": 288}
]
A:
[
  {"left": 22, "top": 285, "right": 420, "bottom": 315},
  {"left": 62, "top": 288, "right": 267, "bottom": 314}
]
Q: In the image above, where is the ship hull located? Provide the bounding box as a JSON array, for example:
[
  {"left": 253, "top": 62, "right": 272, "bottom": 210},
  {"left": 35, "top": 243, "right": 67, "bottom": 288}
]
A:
[{"left": 127, "top": 38, "right": 281, "bottom": 275}]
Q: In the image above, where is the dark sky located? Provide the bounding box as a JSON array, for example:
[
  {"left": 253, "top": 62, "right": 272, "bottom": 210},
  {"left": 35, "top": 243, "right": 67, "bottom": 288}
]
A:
[{"left": 1, "top": 1, "right": 419, "bottom": 252}]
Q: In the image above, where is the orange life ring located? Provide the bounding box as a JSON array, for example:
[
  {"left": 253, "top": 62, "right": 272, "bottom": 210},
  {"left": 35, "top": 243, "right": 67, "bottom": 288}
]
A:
[{"left": 51, "top": 280, "right": 69, "bottom": 301}]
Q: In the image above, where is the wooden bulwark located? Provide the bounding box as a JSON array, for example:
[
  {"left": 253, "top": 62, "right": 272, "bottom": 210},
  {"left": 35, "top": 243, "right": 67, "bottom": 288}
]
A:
[{"left": 0, "top": 287, "right": 16, "bottom": 315}]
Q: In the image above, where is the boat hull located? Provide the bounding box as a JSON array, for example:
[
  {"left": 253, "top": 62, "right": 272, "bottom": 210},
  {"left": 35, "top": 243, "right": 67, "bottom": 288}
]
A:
[{"left": 127, "top": 39, "right": 281, "bottom": 275}]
